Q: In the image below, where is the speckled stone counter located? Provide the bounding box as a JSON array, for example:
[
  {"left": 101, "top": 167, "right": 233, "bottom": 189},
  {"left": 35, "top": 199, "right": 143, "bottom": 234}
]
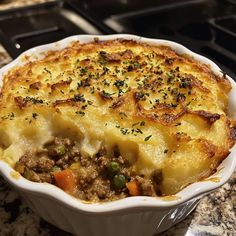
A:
[{"left": 0, "top": 1, "right": 235, "bottom": 235}]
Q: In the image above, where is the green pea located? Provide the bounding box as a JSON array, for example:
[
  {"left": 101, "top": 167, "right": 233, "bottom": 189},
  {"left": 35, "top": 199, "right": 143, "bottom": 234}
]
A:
[
  {"left": 107, "top": 161, "right": 120, "bottom": 175},
  {"left": 23, "top": 168, "right": 40, "bottom": 182},
  {"left": 55, "top": 144, "right": 66, "bottom": 156},
  {"left": 51, "top": 165, "right": 61, "bottom": 173},
  {"left": 113, "top": 174, "right": 126, "bottom": 189},
  {"left": 23, "top": 168, "right": 33, "bottom": 179}
]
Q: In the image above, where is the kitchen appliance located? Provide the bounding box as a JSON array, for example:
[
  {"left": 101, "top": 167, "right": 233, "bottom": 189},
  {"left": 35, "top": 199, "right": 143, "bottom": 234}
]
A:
[{"left": 0, "top": 0, "right": 235, "bottom": 79}]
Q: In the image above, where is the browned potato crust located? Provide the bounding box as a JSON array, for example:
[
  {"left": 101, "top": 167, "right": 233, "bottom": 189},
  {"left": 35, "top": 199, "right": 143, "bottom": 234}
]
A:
[{"left": 0, "top": 39, "right": 235, "bottom": 195}]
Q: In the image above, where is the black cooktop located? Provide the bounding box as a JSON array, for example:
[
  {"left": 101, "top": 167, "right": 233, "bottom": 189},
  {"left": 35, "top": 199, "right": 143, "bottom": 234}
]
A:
[
  {"left": 0, "top": 0, "right": 236, "bottom": 78},
  {"left": 72, "top": 0, "right": 236, "bottom": 78},
  {"left": 0, "top": 0, "right": 101, "bottom": 57}
]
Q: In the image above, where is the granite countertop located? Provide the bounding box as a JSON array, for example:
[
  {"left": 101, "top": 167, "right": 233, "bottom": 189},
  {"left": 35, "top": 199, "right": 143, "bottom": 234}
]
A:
[{"left": 0, "top": 1, "right": 235, "bottom": 235}]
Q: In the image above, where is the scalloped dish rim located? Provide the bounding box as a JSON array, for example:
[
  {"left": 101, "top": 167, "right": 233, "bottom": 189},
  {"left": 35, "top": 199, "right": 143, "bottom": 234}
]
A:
[{"left": 0, "top": 34, "right": 236, "bottom": 214}]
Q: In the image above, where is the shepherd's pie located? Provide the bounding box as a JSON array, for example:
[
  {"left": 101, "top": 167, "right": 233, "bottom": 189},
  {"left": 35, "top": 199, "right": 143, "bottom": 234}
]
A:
[{"left": 0, "top": 39, "right": 235, "bottom": 202}]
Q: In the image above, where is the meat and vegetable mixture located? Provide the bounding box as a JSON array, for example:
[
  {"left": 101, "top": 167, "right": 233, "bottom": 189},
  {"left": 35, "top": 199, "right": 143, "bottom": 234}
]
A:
[
  {"left": 15, "top": 137, "right": 162, "bottom": 202},
  {"left": 6, "top": 39, "right": 234, "bottom": 202}
]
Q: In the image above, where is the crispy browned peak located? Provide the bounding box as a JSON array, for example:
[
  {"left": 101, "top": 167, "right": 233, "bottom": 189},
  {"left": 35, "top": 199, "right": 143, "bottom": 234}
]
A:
[{"left": 0, "top": 39, "right": 234, "bottom": 142}]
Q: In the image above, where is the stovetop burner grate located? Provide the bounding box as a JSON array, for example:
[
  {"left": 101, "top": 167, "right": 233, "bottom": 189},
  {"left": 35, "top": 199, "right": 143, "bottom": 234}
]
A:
[
  {"left": 72, "top": 0, "right": 236, "bottom": 78},
  {"left": 0, "top": 0, "right": 235, "bottom": 79},
  {"left": 0, "top": 0, "right": 101, "bottom": 58}
]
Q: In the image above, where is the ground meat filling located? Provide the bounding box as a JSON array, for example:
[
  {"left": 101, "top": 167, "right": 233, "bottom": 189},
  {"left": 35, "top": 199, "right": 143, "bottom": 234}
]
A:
[{"left": 15, "top": 137, "right": 163, "bottom": 202}]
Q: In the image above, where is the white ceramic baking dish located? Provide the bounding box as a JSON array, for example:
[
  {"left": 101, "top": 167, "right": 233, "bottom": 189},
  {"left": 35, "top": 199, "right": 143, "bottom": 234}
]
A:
[{"left": 0, "top": 34, "right": 236, "bottom": 236}]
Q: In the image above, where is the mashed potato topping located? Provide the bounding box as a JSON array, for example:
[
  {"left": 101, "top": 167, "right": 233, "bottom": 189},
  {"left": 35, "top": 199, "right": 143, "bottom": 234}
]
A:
[{"left": 0, "top": 39, "right": 235, "bottom": 199}]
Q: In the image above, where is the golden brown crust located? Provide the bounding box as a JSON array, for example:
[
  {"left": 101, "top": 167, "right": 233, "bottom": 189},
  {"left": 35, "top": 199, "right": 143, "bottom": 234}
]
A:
[{"left": 0, "top": 38, "right": 235, "bottom": 195}]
